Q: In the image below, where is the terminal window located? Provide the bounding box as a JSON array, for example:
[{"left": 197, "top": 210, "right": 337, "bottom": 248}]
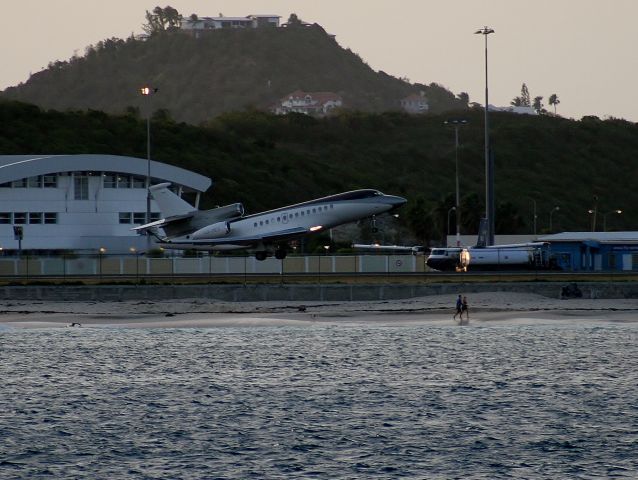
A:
[
  {"left": 103, "top": 174, "right": 118, "bottom": 188},
  {"left": 0, "top": 212, "right": 10, "bottom": 223},
  {"left": 43, "top": 175, "right": 58, "bottom": 188},
  {"left": 44, "top": 213, "right": 58, "bottom": 224},
  {"left": 74, "top": 175, "right": 89, "bottom": 200}
]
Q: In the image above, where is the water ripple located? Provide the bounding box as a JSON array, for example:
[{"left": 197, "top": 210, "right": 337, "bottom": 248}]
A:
[{"left": 1, "top": 322, "right": 637, "bottom": 478}]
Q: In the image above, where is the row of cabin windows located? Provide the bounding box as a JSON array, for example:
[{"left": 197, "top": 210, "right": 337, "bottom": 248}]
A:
[
  {"left": 119, "top": 212, "right": 161, "bottom": 224},
  {"left": 0, "top": 212, "right": 58, "bottom": 224},
  {"left": 253, "top": 204, "right": 333, "bottom": 227},
  {"left": 1, "top": 173, "right": 148, "bottom": 191}
]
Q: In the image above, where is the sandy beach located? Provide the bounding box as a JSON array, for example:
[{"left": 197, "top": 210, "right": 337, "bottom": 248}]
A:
[{"left": 1, "top": 291, "right": 637, "bottom": 329}]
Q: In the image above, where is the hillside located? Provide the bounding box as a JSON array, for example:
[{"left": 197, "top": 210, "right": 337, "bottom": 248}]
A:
[
  {"left": 1, "top": 100, "right": 637, "bottom": 245},
  {"left": 1, "top": 27, "right": 465, "bottom": 124}
]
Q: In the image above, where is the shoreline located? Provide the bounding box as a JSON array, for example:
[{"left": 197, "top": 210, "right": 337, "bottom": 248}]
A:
[{"left": 2, "top": 292, "right": 637, "bottom": 329}]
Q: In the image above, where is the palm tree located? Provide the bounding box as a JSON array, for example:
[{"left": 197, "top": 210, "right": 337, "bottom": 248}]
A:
[{"left": 549, "top": 94, "right": 560, "bottom": 115}]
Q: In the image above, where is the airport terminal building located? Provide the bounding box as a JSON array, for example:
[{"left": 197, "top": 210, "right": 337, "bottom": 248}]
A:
[{"left": 0, "top": 155, "right": 211, "bottom": 254}]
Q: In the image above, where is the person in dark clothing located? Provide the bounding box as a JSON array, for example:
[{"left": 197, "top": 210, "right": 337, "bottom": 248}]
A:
[
  {"left": 461, "top": 296, "right": 469, "bottom": 321},
  {"left": 453, "top": 294, "right": 463, "bottom": 321}
]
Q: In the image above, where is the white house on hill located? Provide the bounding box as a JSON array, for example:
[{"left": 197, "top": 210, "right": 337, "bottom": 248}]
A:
[
  {"left": 273, "top": 90, "right": 343, "bottom": 116},
  {"left": 488, "top": 104, "right": 538, "bottom": 115},
  {"left": 180, "top": 14, "right": 280, "bottom": 37},
  {"left": 400, "top": 92, "right": 429, "bottom": 114}
]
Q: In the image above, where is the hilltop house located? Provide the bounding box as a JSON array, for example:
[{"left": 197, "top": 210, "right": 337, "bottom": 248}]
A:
[
  {"left": 400, "top": 92, "right": 429, "bottom": 114},
  {"left": 180, "top": 14, "right": 280, "bottom": 36},
  {"left": 488, "top": 104, "right": 538, "bottom": 115},
  {"left": 273, "top": 90, "right": 343, "bottom": 116}
]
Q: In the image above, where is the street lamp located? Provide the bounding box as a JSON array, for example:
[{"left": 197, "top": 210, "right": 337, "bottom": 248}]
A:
[
  {"left": 140, "top": 85, "right": 158, "bottom": 250},
  {"left": 603, "top": 209, "right": 622, "bottom": 231},
  {"left": 447, "top": 206, "right": 456, "bottom": 246},
  {"left": 549, "top": 206, "right": 560, "bottom": 233},
  {"left": 475, "top": 26, "right": 495, "bottom": 246},
  {"left": 98, "top": 247, "right": 106, "bottom": 279},
  {"left": 444, "top": 119, "right": 468, "bottom": 246}
]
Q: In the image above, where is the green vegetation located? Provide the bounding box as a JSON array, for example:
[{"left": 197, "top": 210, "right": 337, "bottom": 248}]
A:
[
  {"left": 1, "top": 27, "right": 465, "bottom": 124},
  {"left": 2, "top": 100, "right": 637, "bottom": 246}
]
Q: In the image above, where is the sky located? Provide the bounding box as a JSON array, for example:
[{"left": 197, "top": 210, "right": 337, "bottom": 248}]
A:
[{"left": 3, "top": 0, "right": 638, "bottom": 121}]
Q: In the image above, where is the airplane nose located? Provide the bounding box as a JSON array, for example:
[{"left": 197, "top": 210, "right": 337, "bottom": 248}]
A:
[{"left": 387, "top": 195, "right": 407, "bottom": 209}]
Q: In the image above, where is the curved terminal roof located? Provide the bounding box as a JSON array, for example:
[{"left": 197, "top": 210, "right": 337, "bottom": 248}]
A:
[{"left": 0, "top": 154, "right": 212, "bottom": 192}]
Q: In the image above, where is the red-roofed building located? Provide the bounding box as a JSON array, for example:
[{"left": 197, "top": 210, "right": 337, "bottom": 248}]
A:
[
  {"left": 400, "top": 92, "right": 429, "bottom": 114},
  {"left": 273, "top": 90, "right": 343, "bottom": 116}
]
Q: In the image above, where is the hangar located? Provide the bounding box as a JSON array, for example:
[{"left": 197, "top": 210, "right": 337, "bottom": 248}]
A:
[
  {"left": 539, "top": 232, "right": 638, "bottom": 271},
  {"left": 0, "top": 154, "right": 211, "bottom": 254}
]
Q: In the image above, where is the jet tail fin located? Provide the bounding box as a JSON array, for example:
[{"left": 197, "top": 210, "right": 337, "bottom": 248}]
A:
[
  {"left": 475, "top": 218, "right": 488, "bottom": 248},
  {"left": 150, "top": 183, "right": 196, "bottom": 218}
]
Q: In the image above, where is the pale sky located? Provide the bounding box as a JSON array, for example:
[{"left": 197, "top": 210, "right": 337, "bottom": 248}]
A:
[{"left": 3, "top": 0, "right": 638, "bottom": 121}]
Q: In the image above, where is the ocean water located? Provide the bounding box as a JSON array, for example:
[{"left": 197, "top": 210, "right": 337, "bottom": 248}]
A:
[{"left": 1, "top": 320, "right": 637, "bottom": 479}]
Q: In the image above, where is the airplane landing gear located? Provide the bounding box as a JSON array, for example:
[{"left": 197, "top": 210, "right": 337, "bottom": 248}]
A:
[
  {"left": 255, "top": 251, "right": 268, "bottom": 261},
  {"left": 275, "top": 248, "right": 287, "bottom": 260},
  {"left": 371, "top": 215, "right": 378, "bottom": 233}
]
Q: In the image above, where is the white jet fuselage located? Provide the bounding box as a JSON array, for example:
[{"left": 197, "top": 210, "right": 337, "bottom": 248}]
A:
[{"left": 159, "top": 189, "right": 406, "bottom": 251}]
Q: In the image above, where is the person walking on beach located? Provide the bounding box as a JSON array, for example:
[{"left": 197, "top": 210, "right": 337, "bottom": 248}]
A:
[
  {"left": 461, "top": 295, "right": 469, "bottom": 322},
  {"left": 453, "top": 294, "right": 463, "bottom": 321}
]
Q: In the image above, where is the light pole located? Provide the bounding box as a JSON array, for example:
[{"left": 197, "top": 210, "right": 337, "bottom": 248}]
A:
[
  {"left": 529, "top": 198, "right": 537, "bottom": 236},
  {"left": 444, "top": 119, "right": 468, "bottom": 246},
  {"left": 590, "top": 195, "right": 599, "bottom": 231},
  {"left": 588, "top": 209, "right": 596, "bottom": 231},
  {"left": 549, "top": 206, "right": 560, "bottom": 233},
  {"left": 603, "top": 209, "right": 622, "bottom": 231},
  {"left": 98, "top": 247, "right": 106, "bottom": 279},
  {"left": 140, "top": 86, "right": 158, "bottom": 250},
  {"left": 475, "top": 26, "right": 495, "bottom": 246},
  {"left": 447, "top": 206, "right": 456, "bottom": 246}
]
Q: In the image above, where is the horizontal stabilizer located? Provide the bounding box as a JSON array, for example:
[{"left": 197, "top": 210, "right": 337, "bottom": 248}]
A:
[{"left": 132, "top": 212, "right": 194, "bottom": 232}]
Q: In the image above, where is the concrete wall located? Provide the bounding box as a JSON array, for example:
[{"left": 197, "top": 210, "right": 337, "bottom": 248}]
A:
[{"left": 0, "top": 282, "right": 636, "bottom": 302}]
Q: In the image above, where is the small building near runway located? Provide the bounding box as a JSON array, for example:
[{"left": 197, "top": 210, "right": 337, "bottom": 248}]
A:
[
  {"left": 538, "top": 232, "right": 638, "bottom": 271},
  {"left": 0, "top": 154, "right": 211, "bottom": 254}
]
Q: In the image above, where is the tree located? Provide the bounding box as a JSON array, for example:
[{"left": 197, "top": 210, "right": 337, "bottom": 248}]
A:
[
  {"left": 405, "top": 196, "right": 437, "bottom": 246},
  {"left": 511, "top": 83, "right": 531, "bottom": 107},
  {"left": 495, "top": 201, "right": 525, "bottom": 234},
  {"left": 143, "top": 6, "right": 182, "bottom": 35},
  {"left": 460, "top": 193, "right": 483, "bottom": 233},
  {"left": 533, "top": 96, "right": 544, "bottom": 114},
  {"left": 521, "top": 83, "right": 531, "bottom": 107},
  {"left": 549, "top": 94, "right": 560, "bottom": 115},
  {"left": 457, "top": 92, "right": 470, "bottom": 107},
  {"left": 287, "top": 13, "right": 303, "bottom": 27}
]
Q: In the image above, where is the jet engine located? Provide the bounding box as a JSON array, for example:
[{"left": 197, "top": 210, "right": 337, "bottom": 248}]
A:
[{"left": 190, "top": 221, "right": 231, "bottom": 240}]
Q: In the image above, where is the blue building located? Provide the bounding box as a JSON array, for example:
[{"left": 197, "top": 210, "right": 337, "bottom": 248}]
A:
[{"left": 538, "top": 232, "right": 638, "bottom": 271}]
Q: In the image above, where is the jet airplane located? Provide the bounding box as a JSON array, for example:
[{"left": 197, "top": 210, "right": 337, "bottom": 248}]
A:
[{"left": 135, "top": 183, "right": 406, "bottom": 260}]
